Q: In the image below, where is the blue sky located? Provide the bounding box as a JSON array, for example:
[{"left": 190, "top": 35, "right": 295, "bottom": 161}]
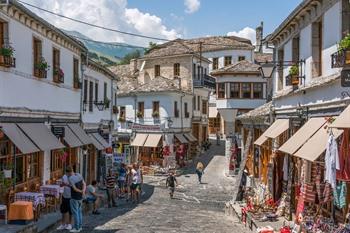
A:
[{"left": 26, "top": 0, "right": 303, "bottom": 46}]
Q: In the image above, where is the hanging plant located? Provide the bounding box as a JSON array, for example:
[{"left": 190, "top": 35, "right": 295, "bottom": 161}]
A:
[
  {"left": 0, "top": 45, "right": 14, "bottom": 57},
  {"left": 35, "top": 57, "right": 50, "bottom": 71},
  {"left": 137, "top": 111, "right": 143, "bottom": 118},
  {"left": 59, "top": 148, "right": 68, "bottom": 162},
  {"left": 289, "top": 65, "right": 299, "bottom": 76},
  {"left": 339, "top": 34, "right": 350, "bottom": 51}
]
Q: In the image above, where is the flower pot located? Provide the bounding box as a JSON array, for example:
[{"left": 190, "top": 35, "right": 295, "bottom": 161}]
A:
[
  {"left": 345, "top": 50, "right": 350, "bottom": 65},
  {"left": 3, "top": 169, "right": 12, "bottom": 178},
  {"left": 291, "top": 75, "right": 299, "bottom": 86}
]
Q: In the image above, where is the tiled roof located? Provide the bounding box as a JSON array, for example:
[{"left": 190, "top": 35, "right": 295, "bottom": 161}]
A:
[
  {"left": 237, "top": 102, "right": 272, "bottom": 120},
  {"left": 273, "top": 72, "right": 340, "bottom": 100},
  {"left": 254, "top": 52, "right": 273, "bottom": 63},
  {"left": 109, "top": 64, "right": 139, "bottom": 95},
  {"left": 211, "top": 60, "right": 260, "bottom": 75},
  {"left": 144, "top": 36, "right": 254, "bottom": 58}
]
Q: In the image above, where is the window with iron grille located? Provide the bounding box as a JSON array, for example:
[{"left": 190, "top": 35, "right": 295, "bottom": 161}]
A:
[
  {"left": 155, "top": 65, "right": 160, "bottom": 77},
  {"left": 224, "top": 56, "right": 232, "bottom": 66},
  {"left": 174, "top": 63, "right": 180, "bottom": 76},
  {"left": 89, "top": 81, "right": 94, "bottom": 112},
  {"left": 95, "top": 82, "right": 98, "bottom": 103},
  {"left": 212, "top": 57, "right": 219, "bottom": 70},
  {"left": 217, "top": 83, "right": 225, "bottom": 98},
  {"left": 230, "top": 83, "right": 240, "bottom": 98},
  {"left": 73, "top": 58, "right": 79, "bottom": 88},
  {"left": 174, "top": 101, "right": 179, "bottom": 118}
]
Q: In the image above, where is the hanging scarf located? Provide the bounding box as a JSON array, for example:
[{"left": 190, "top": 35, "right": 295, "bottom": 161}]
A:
[
  {"left": 325, "top": 132, "right": 340, "bottom": 190},
  {"left": 337, "top": 130, "right": 350, "bottom": 181}
]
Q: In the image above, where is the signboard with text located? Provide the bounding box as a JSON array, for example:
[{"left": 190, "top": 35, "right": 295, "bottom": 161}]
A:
[
  {"left": 341, "top": 69, "right": 350, "bottom": 87},
  {"left": 131, "top": 123, "right": 161, "bottom": 131}
]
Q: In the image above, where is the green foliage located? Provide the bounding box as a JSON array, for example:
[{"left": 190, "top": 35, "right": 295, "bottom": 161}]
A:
[
  {"left": 0, "top": 171, "right": 14, "bottom": 192},
  {"left": 144, "top": 42, "right": 158, "bottom": 54},
  {"left": 118, "top": 50, "right": 141, "bottom": 65},
  {"left": 0, "top": 46, "right": 14, "bottom": 57},
  {"left": 104, "top": 98, "right": 111, "bottom": 108},
  {"left": 137, "top": 111, "right": 143, "bottom": 118},
  {"left": 289, "top": 65, "right": 299, "bottom": 76},
  {"left": 339, "top": 34, "right": 350, "bottom": 50},
  {"left": 152, "top": 111, "right": 159, "bottom": 118},
  {"left": 35, "top": 57, "right": 49, "bottom": 71}
]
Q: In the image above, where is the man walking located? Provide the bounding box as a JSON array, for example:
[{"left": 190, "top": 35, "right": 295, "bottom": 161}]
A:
[
  {"left": 216, "top": 130, "right": 221, "bottom": 146},
  {"left": 166, "top": 171, "right": 177, "bottom": 199},
  {"left": 56, "top": 168, "right": 72, "bottom": 230},
  {"left": 105, "top": 169, "right": 117, "bottom": 208},
  {"left": 67, "top": 166, "right": 86, "bottom": 233}
]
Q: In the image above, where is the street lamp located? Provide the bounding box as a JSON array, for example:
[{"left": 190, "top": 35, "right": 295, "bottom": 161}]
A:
[
  {"left": 258, "top": 60, "right": 306, "bottom": 82},
  {"left": 259, "top": 63, "right": 276, "bottom": 79}
]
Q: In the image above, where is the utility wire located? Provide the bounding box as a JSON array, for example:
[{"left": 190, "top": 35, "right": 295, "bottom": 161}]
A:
[
  {"left": 17, "top": 0, "right": 171, "bottom": 42},
  {"left": 70, "top": 35, "right": 145, "bottom": 49}
]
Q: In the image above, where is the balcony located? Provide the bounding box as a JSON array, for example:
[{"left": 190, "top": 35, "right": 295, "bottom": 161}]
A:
[
  {"left": 331, "top": 49, "right": 350, "bottom": 68},
  {"left": 0, "top": 55, "right": 15, "bottom": 68},
  {"left": 193, "top": 74, "right": 216, "bottom": 89}
]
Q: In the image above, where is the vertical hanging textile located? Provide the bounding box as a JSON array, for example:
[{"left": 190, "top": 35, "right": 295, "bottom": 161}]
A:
[
  {"left": 333, "top": 181, "right": 347, "bottom": 209},
  {"left": 325, "top": 132, "right": 340, "bottom": 190},
  {"left": 283, "top": 155, "right": 289, "bottom": 181},
  {"left": 337, "top": 130, "right": 350, "bottom": 181}
]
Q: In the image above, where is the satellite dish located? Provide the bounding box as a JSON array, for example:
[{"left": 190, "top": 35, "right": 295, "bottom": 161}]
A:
[{"left": 140, "top": 61, "right": 146, "bottom": 72}]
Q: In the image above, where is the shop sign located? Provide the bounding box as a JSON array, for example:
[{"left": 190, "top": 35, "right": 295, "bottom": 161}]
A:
[
  {"left": 51, "top": 126, "right": 65, "bottom": 138},
  {"left": 131, "top": 123, "right": 161, "bottom": 131},
  {"left": 341, "top": 69, "right": 350, "bottom": 87}
]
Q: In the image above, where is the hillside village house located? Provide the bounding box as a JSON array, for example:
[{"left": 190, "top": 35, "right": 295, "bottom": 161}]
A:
[
  {"left": 235, "top": 0, "right": 350, "bottom": 226},
  {"left": 0, "top": 0, "right": 118, "bottom": 210}
]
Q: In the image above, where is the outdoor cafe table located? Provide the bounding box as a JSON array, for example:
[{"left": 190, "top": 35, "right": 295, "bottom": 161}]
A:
[
  {"left": 8, "top": 201, "right": 34, "bottom": 221},
  {"left": 14, "top": 192, "right": 46, "bottom": 210},
  {"left": 40, "top": 185, "right": 62, "bottom": 199}
]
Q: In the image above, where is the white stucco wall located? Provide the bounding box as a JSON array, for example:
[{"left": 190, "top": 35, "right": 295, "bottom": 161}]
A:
[{"left": 0, "top": 13, "right": 82, "bottom": 113}]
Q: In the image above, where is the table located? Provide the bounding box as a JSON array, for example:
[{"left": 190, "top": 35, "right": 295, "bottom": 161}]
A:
[
  {"left": 0, "top": 205, "right": 7, "bottom": 224},
  {"left": 8, "top": 201, "right": 34, "bottom": 221},
  {"left": 40, "top": 185, "right": 62, "bottom": 199},
  {"left": 14, "top": 192, "right": 46, "bottom": 210}
]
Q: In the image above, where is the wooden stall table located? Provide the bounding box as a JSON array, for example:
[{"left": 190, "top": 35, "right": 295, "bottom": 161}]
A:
[{"left": 8, "top": 201, "right": 34, "bottom": 221}]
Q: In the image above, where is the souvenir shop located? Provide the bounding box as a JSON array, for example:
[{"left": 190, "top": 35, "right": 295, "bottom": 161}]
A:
[{"left": 238, "top": 104, "right": 350, "bottom": 233}]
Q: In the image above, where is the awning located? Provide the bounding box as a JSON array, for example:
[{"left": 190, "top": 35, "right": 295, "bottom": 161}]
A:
[
  {"left": 175, "top": 134, "right": 188, "bottom": 144},
  {"left": 144, "top": 134, "right": 162, "bottom": 147},
  {"left": 254, "top": 119, "right": 289, "bottom": 146},
  {"left": 265, "top": 119, "right": 289, "bottom": 139},
  {"left": 17, "top": 123, "right": 64, "bottom": 151},
  {"left": 63, "top": 126, "right": 84, "bottom": 148},
  {"left": 330, "top": 105, "right": 350, "bottom": 129},
  {"left": 89, "top": 134, "right": 104, "bottom": 150},
  {"left": 294, "top": 126, "right": 343, "bottom": 162},
  {"left": 279, "top": 118, "right": 327, "bottom": 155},
  {"left": 131, "top": 134, "right": 148, "bottom": 147},
  {"left": 184, "top": 133, "right": 197, "bottom": 142},
  {"left": 92, "top": 133, "right": 109, "bottom": 148},
  {"left": 0, "top": 123, "right": 40, "bottom": 154},
  {"left": 68, "top": 124, "right": 92, "bottom": 145},
  {"left": 209, "top": 107, "right": 218, "bottom": 118}
]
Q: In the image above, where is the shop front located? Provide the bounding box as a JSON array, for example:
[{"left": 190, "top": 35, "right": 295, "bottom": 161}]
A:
[{"left": 174, "top": 134, "right": 189, "bottom": 166}]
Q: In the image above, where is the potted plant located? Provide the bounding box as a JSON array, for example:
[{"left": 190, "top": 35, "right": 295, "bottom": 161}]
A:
[
  {"left": 137, "top": 111, "right": 143, "bottom": 118},
  {"left": 0, "top": 45, "right": 14, "bottom": 67},
  {"left": 289, "top": 65, "right": 299, "bottom": 86},
  {"left": 152, "top": 111, "right": 159, "bottom": 118},
  {"left": 53, "top": 67, "right": 64, "bottom": 83},
  {"left": 3, "top": 163, "right": 13, "bottom": 179},
  {"left": 338, "top": 33, "right": 350, "bottom": 64},
  {"left": 35, "top": 57, "right": 49, "bottom": 78},
  {"left": 104, "top": 98, "right": 111, "bottom": 109}
]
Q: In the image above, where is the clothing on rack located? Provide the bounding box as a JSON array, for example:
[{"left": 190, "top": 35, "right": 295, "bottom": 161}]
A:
[
  {"left": 283, "top": 155, "right": 289, "bottom": 181},
  {"left": 337, "top": 130, "right": 350, "bottom": 181},
  {"left": 325, "top": 132, "right": 340, "bottom": 190},
  {"left": 333, "top": 181, "right": 347, "bottom": 209}
]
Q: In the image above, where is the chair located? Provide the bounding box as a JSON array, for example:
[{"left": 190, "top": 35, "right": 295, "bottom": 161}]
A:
[
  {"left": 0, "top": 205, "right": 7, "bottom": 224},
  {"left": 44, "top": 195, "right": 57, "bottom": 214}
]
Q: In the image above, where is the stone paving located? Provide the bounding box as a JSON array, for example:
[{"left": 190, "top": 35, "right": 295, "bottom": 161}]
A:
[{"left": 52, "top": 142, "right": 248, "bottom": 233}]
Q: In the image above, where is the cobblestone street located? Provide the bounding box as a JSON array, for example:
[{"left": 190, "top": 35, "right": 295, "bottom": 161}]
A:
[{"left": 53, "top": 142, "right": 247, "bottom": 233}]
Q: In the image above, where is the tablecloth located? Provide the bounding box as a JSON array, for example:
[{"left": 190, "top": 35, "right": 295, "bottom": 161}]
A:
[
  {"left": 8, "top": 201, "right": 34, "bottom": 221},
  {"left": 14, "top": 192, "right": 46, "bottom": 210},
  {"left": 40, "top": 185, "right": 62, "bottom": 198}
]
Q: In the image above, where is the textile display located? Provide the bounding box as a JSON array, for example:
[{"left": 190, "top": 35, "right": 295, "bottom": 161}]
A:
[
  {"left": 334, "top": 181, "right": 347, "bottom": 209},
  {"left": 337, "top": 130, "right": 350, "bottom": 181},
  {"left": 325, "top": 132, "right": 340, "bottom": 190}
]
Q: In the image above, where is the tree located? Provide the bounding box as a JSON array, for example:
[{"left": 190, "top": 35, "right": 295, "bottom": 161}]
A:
[
  {"left": 118, "top": 50, "right": 141, "bottom": 65},
  {"left": 144, "top": 42, "right": 158, "bottom": 54}
]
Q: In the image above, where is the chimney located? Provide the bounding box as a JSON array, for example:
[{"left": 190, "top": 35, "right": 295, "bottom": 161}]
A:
[{"left": 256, "top": 21, "right": 263, "bottom": 53}]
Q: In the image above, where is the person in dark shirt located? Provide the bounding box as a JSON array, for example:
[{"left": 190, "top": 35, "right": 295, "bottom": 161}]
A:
[
  {"left": 104, "top": 169, "right": 117, "bottom": 208},
  {"left": 166, "top": 172, "right": 177, "bottom": 199}
]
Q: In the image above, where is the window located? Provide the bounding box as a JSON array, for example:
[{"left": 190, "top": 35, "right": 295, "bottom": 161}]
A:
[
  {"left": 202, "top": 100, "right": 208, "bottom": 115},
  {"left": 33, "top": 37, "right": 42, "bottom": 77},
  {"left": 120, "top": 106, "right": 126, "bottom": 118},
  {"left": 0, "top": 21, "right": 7, "bottom": 48},
  {"left": 51, "top": 150, "right": 63, "bottom": 173},
  {"left": 193, "top": 95, "right": 196, "bottom": 110},
  {"left": 230, "top": 83, "right": 240, "bottom": 98},
  {"left": 138, "top": 102, "right": 144, "bottom": 117},
  {"left": 174, "top": 101, "right": 179, "bottom": 118},
  {"left": 238, "top": 56, "right": 245, "bottom": 61},
  {"left": 217, "top": 83, "right": 225, "bottom": 98},
  {"left": 204, "top": 68, "right": 207, "bottom": 75},
  {"left": 28, "top": 153, "right": 39, "bottom": 179},
  {"left": 52, "top": 48, "right": 61, "bottom": 82},
  {"left": 174, "top": 63, "right": 180, "bottom": 76},
  {"left": 193, "top": 63, "right": 196, "bottom": 79},
  {"left": 197, "top": 66, "right": 201, "bottom": 79},
  {"left": 114, "top": 93, "right": 117, "bottom": 106},
  {"left": 153, "top": 101, "right": 160, "bottom": 114},
  {"left": 197, "top": 96, "right": 201, "bottom": 111},
  {"left": 242, "top": 83, "right": 251, "bottom": 99},
  {"left": 184, "top": 103, "right": 189, "bottom": 118},
  {"left": 83, "top": 80, "right": 88, "bottom": 103},
  {"left": 154, "top": 65, "right": 160, "bottom": 77},
  {"left": 95, "top": 83, "right": 98, "bottom": 102},
  {"left": 104, "top": 82, "right": 107, "bottom": 101},
  {"left": 224, "top": 56, "right": 232, "bottom": 66},
  {"left": 253, "top": 83, "right": 263, "bottom": 99},
  {"left": 212, "top": 57, "right": 219, "bottom": 70},
  {"left": 73, "top": 58, "right": 79, "bottom": 87},
  {"left": 89, "top": 81, "right": 94, "bottom": 112}
]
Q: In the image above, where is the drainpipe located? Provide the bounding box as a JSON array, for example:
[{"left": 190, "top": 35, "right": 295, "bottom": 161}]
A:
[{"left": 180, "top": 93, "right": 186, "bottom": 131}]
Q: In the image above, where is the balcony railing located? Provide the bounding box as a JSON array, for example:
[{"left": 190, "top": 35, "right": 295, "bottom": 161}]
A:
[
  {"left": 331, "top": 49, "right": 350, "bottom": 68},
  {"left": 193, "top": 74, "right": 216, "bottom": 89},
  {"left": 0, "top": 55, "right": 15, "bottom": 68}
]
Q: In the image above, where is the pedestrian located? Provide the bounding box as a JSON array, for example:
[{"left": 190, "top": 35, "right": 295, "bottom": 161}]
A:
[
  {"left": 216, "top": 130, "right": 221, "bottom": 146},
  {"left": 131, "top": 164, "right": 141, "bottom": 203},
  {"left": 118, "top": 163, "right": 127, "bottom": 197},
  {"left": 136, "top": 163, "right": 144, "bottom": 197},
  {"left": 85, "top": 180, "right": 103, "bottom": 215},
  {"left": 56, "top": 168, "right": 72, "bottom": 231},
  {"left": 125, "top": 166, "right": 133, "bottom": 202},
  {"left": 166, "top": 171, "right": 177, "bottom": 199},
  {"left": 104, "top": 169, "right": 117, "bottom": 208},
  {"left": 67, "top": 166, "right": 86, "bottom": 233},
  {"left": 196, "top": 161, "right": 204, "bottom": 184}
]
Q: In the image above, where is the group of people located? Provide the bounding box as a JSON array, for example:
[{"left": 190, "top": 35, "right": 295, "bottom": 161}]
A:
[{"left": 56, "top": 163, "right": 144, "bottom": 232}]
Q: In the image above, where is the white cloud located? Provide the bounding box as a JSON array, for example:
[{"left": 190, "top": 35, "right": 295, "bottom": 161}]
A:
[
  {"left": 24, "top": 0, "right": 181, "bottom": 46},
  {"left": 184, "top": 0, "right": 200, "bottom": 14},
  {"left": 227, "top": 27, "right": 256, "bottom": 45}
]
